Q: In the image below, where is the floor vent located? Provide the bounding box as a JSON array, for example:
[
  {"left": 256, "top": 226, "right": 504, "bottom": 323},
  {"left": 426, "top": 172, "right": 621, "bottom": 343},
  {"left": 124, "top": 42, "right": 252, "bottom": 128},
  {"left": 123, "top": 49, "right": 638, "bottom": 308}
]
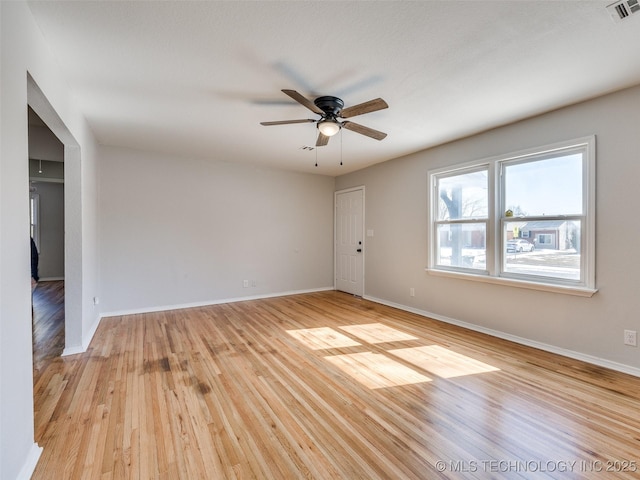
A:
[{"left": 607, "top": 0, "right": 640, "bottom": 22}]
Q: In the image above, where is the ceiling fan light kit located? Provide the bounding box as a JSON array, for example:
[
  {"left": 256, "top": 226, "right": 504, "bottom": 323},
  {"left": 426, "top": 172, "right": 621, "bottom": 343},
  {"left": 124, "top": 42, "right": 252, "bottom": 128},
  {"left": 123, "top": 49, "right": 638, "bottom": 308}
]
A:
[
  {"left": 317, "top": 120, "right": 341, "bottom": 137},
  {"left": 261, "top": 89, "right": 388, "bottom": 149}
]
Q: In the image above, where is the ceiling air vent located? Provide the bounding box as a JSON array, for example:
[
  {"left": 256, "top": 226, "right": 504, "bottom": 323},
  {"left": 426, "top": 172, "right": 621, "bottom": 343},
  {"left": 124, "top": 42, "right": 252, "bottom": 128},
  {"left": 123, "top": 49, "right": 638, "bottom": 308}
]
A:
[{"left": 607, "top": 0, "right": 640, "bottom": 22}]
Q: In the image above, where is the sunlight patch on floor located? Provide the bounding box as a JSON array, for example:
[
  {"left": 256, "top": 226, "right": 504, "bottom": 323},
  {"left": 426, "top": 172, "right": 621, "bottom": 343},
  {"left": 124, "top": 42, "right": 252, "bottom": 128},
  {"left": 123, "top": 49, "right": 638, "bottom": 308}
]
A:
[
  {"left": 287, "top": 324, "right": 499, "bottom": 389},
  {"left": 389, "top": 345, "right": 500, "bottom": 378},
  {"left": 325, "top": 352, "right": 432, "bottom": 389},
  {"left": 338, "top": 323, "right": 419, "bottom": 344},
  {"left": 286, "top": 327, "right": 361, "bottom": 350}
]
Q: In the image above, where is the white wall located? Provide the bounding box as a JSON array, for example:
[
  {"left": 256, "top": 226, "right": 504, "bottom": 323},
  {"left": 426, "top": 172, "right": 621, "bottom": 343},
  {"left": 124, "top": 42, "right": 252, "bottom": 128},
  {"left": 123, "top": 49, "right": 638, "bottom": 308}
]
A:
[
  {"left": 99, "top": 146, "right": 335, "bottom": 314},
  {"left": 32, "top": 181, "right": 65, "bottom": 279},
  {"left": 336, "top": 84, "right": 640, "bottom": 373},
  {"left": 0, "top": 2, "right": 101, "bottom": 478},
  {"left": 28, "top": 122, "right": 64, "bottom": 162}
]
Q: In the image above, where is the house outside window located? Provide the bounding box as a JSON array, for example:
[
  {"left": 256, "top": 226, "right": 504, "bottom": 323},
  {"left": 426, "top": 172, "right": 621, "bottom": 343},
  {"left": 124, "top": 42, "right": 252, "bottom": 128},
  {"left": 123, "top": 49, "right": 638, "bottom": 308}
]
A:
[{"left": 428, "top": 136, "right": 596, "bottom": 296}]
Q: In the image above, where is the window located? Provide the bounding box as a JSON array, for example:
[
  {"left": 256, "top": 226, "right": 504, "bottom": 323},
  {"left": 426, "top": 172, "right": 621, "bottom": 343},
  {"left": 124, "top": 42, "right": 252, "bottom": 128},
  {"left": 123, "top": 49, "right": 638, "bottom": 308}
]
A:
[
  {"left": 434, "top": 167, "right": 488, "bottom": 271},
  {"left": 428, "top": 136, "right": 596, "bottom": 296},
  {"left": 537, "top": 234, "right": 553, "bottom": 245},
  {"left": 30, "top": 192, "right": 40, "bottom": 249}
]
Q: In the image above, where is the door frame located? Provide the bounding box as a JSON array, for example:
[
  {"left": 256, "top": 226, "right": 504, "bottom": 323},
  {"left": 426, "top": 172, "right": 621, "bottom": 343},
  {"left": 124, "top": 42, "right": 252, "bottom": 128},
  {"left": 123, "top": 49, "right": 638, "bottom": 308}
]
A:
[
  {"left": 334, "top": 186, "right": 365, "bottom": 296},
  {"left": 27, "top": 74, "right": 83, "bottom": 355}
]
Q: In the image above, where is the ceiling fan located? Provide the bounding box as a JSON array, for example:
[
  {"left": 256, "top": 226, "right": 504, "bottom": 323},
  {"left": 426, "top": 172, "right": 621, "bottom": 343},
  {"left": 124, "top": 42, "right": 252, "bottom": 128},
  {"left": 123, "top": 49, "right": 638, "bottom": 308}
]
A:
[{"left": 260, "top": 89, "right": 388, "bottom": 147}]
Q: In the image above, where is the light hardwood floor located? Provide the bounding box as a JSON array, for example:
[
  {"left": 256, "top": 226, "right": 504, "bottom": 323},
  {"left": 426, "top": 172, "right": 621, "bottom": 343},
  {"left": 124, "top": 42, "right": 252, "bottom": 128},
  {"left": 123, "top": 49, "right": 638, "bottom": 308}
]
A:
[
  {"left": 32, "top": 280, "right": 65, "bottom": 375},
  {"left": 32, "top": 290, "right": 640, "bottom": 479}
]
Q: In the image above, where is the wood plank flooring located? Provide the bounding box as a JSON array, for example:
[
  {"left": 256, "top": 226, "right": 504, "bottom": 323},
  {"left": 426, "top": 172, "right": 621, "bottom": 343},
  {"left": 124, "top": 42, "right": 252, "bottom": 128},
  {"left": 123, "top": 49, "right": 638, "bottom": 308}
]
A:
[
  {"left": 32, "top": 280, "right": 65, "bottom": 374},
  {"left": 32, "top": 291, "right": 640, "bottom": 479}
]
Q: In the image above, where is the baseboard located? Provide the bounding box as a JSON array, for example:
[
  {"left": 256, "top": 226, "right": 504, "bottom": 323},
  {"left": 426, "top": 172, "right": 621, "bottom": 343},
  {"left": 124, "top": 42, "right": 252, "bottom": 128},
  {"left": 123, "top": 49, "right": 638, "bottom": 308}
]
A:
[
  {"left": 62, "top": 344, "right": 85, "bottom": 356},
  {"left": 82, "top": 314, "right": 102, "bottom": 351},
  {"left": 61, "top": 287, "right": 334, "bottom": 355},
  {"left": 61, "top": 314, "right": 101, "bottom": 357},
  {"left": 100, "top": 286, "right": 335, "bottom": 319},
  {"left": 364, "top": 294, "right": 640, "bottom": 379},
  {"left": 16, "top": 443, "right": 43, "bottom": 480},
  {"left": 38, "top": 276, "right": 64, "bottom": 282}
]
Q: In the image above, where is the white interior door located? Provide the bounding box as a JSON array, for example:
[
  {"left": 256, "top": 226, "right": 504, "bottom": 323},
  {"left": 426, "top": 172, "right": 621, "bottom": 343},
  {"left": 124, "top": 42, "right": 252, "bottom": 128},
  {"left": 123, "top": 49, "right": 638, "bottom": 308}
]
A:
[{"left": 335, "top": 188, "right": 364, "bottom": 296}]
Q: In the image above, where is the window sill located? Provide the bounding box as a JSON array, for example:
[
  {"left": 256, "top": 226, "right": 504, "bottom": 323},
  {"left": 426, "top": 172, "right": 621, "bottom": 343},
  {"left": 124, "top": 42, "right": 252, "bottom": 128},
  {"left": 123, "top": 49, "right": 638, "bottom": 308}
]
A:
[{"left": 425, "top": 268, "right": 597, "bottom": 297}]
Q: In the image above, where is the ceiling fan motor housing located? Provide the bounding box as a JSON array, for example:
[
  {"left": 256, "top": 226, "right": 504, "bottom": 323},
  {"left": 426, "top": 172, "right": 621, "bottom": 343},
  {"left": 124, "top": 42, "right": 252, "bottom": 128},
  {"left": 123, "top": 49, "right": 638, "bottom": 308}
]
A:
[{"left": 314, "top": 96, "right": 344, "bottom": 116}]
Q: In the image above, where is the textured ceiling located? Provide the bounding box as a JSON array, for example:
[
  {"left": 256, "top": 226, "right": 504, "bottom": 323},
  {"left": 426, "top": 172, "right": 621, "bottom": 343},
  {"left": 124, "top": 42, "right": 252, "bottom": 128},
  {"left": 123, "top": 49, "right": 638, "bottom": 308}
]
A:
[{"left": 26, "top": 1, "right": 640, "bottom": 176}]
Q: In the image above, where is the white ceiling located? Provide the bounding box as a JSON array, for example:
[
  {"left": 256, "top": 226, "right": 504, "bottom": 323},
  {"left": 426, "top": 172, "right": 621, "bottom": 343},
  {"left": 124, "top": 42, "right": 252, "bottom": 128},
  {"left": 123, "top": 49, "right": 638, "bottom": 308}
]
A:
[{"left": 26, "top": 1, "right": 640, "bottom": 176}]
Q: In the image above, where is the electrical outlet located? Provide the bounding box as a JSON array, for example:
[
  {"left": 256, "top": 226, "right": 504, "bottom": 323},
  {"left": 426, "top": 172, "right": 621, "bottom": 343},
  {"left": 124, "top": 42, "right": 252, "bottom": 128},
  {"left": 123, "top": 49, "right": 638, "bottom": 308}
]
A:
[
  {"left": 410, "top": 287, "right": 415, "bottom": 297},
  {"left": 251, "top": 280, "right": 257, "bottom": 287},
  {"left": 243, "top": 280, "right": 249, "bottom": 288},
  {"left": 624, "top": 329, "right": 637, "bottom": 346}
]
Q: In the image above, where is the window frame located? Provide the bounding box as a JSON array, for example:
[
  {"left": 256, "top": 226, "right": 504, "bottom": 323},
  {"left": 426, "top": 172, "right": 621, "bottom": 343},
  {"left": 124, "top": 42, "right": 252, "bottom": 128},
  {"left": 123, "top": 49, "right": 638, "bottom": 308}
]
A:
[
  {"left": 427, "top": 136, "right": 596, "bottom": 297},
  {"left": 433, "top": 164, "right": 490, "bottom": 274},
  {"left": 30, "top": 191, "right": 40, "bottom": 250}
]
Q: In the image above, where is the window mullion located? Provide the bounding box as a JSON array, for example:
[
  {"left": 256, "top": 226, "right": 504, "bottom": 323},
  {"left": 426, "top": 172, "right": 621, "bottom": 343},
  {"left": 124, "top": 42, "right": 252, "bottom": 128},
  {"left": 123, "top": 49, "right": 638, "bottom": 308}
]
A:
[{"left": 487, "top": 161, "right": 499, "bottom": 277}]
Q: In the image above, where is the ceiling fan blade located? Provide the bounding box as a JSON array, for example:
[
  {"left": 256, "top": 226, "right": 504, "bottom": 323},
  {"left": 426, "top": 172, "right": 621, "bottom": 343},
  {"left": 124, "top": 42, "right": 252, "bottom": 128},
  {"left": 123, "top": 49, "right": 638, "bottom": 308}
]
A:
[
  {"left": 342, "top": 121, "right": 387, "bottom": 141},
  {"left": 282, "top": 89, "right": 324, "bottom": 115},
  {"left": 316, "top": 132, "right": 330, "bottom": 147},
  {"left": 340, "top": 98, "right": 388, "bottom": 118},
  {"left": 260, "top": 119, "right": 316, "bottom": 126}
]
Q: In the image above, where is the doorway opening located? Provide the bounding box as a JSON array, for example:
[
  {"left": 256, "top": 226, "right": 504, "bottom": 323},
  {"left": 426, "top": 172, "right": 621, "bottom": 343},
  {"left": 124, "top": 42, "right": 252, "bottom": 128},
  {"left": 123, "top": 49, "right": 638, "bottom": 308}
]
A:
[
  {"left": 27, "top": 74, "right": 83, "bottom": 359},
  {"left": 28, "top": 106, "right": 66, "bottom": 374}
]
